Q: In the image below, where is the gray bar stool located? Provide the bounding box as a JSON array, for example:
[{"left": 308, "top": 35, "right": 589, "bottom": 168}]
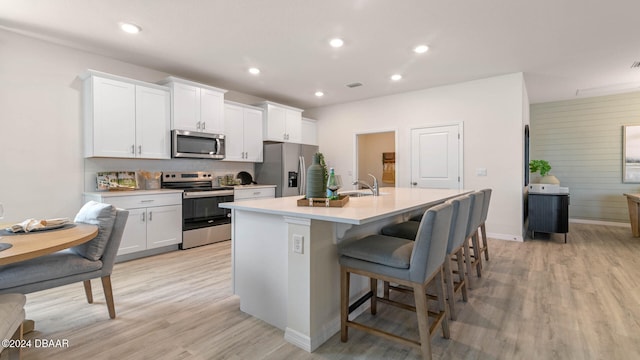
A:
[
  {"left": 442, "top": 195, "right": 471, "bottom": 320},
  {"left": 465, "top": 191, "right": 485, "bottom": 286},
  {"left": 476, "top": 188, "right": 492, "bottom": 261},
  {"left": 338, "top": 202, "right": 453, "bottom": 360}
]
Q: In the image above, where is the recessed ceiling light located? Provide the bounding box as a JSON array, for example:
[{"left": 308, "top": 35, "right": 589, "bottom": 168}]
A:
[
  {"left": 413, "top": 45, "right": 429, "bottom": 54},
  {"left": 390, "top": 74, "right": 402, "bottom": 81},
  {"left": 120, "top": 22, "right": 141, "bottom": 34},
  {"left": 248, "top": 67, "right": 260, "bottom": 75},
  {"left": 329, "top": 38, "right": 344, "bottom": 48},
  {"left": 315, "top": 91, "right": 324, "bottom": 97}
]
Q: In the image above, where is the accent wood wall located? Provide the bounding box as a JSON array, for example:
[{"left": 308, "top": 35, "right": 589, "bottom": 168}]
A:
[{"left": 530, "top": 91, "right": 640, "bottom": 223}]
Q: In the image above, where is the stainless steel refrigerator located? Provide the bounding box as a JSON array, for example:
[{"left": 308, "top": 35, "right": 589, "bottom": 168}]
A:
[{"left": 255, "top": 143, "right": 319, "bottom": 197}]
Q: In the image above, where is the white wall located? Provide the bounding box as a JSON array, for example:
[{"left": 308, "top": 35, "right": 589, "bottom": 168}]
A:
[
  {"left": 0, "top": 29, "right": 256, "bottom": 221},
  {"left": 305, "top": 73, "right": 527, "bottom": 240}
]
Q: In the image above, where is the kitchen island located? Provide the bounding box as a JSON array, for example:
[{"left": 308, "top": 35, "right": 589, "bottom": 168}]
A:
[{"left": 219, "top": 187, "right": 469, "bottom": 352}]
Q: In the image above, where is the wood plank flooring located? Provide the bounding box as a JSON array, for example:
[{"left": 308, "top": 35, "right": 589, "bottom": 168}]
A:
[{"left": 17, "top": 223, "right": 640, "bottom": 359}]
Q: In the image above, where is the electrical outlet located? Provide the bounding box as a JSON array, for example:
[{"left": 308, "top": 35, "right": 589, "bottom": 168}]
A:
[
  {"left": 476, "top": 168, "right": 487, "bottom": 176},
  {"left": 293, "top": 234, "right": 304, "bottom": 254}
]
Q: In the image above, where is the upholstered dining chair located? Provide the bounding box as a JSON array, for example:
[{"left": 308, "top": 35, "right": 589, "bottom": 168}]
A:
[
  {"left": 0, "top": 202, "right": 128, "bottom": 319},
  {"left": 338, "top": 202, "right": 453, "bottom": 360}
]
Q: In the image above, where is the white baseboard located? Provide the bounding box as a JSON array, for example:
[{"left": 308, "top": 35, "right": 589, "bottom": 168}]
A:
[{"left": 487, "top": 232, "right": 523, "bottom": 242}]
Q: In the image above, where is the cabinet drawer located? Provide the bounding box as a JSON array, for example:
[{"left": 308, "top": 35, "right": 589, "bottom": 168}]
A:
[
  {"left": 234, "top": 187, "right": 276, "bottom": 201},
  {"left": 100, "top": 193, "right": 182, "bottom": 209}
]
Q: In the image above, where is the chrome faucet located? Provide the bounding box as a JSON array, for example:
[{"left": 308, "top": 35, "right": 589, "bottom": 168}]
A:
[{"left": 352, "top": 174, "right": 379, "bottom": 196}]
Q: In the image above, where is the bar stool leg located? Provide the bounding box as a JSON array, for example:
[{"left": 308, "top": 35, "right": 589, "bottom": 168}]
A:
[
  {"left": 472, "top": 231, "right": 483, "bottom": 277},
  {"left": 370, "top": 278, "right": 378, "bottom": 315},
  {"left": 481, "top": 223, "right": 490, "bottom": 261},
  {"left": 413, "top": 282, "right": 433, "bottom": 360},
  {"left": 340, "top": 266, "right": 350, "bottom": 342},
  {"left": 456, "top": 247, "right": 468, "bottom": 302},
  {"left": 435, "top": 268, "right": 450, "bottom": 339},
  {"left": 443, "top": 257, "right": 457, "bottom": 320}
]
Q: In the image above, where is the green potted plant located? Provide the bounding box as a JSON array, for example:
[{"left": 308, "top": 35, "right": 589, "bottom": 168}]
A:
[{"left": 529, "top": 160, "right": 559, "bottom": 184}]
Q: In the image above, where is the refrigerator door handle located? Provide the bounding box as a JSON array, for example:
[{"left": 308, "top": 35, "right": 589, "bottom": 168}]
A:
[{"left": 299, "top": 155, "right": 305, "bottom": 196}]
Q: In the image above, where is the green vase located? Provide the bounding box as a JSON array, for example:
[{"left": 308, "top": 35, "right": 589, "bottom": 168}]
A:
[{"left": 306, "top": 154, "right": 325, "bottom": 198}]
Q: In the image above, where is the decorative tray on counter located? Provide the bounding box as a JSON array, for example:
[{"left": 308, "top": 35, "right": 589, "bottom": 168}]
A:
[{"left": 297, "top": 195, "right": 349, "bottom": 208}]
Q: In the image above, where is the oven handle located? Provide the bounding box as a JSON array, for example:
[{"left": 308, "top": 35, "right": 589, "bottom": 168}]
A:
[{"left": 183, "top": 190, "right": 234, "bottom": 199}]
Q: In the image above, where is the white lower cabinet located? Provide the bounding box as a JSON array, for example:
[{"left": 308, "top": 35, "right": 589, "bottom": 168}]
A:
[
  {"left": 83, "top": 192, "right": 182, "bottom": 257},
  {"left": 234, "top": 187, "right": 276, "bottom": 201}
]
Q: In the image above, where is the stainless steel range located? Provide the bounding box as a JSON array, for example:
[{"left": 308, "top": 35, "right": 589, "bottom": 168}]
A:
[{"left": 161, "top": 171, "right": 234, "bottom": 249}]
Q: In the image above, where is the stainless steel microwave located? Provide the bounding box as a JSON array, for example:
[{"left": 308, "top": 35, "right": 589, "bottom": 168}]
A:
[{"left": 172, "top": 130, "right": 225, "bottom": 160}]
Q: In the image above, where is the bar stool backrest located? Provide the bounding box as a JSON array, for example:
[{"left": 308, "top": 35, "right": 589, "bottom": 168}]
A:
[
  {"left": 446, "top": 195, "right": 472, "bottom": 254},
  {"left": 465, "top": 191, "right": 485, "bottom": 239},
  {"left": 410, "top": 202, "right": 453, "bottom": 283},
  {"left": 480, "top": 188, "right": 492, "bottom": 224}
]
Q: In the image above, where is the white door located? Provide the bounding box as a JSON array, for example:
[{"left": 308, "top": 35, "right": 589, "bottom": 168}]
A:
[
  {"left": 172, "top": 83, "right": 200, "bottom": 131},
  {"left": 117, "top": 208, "right": 147, "bottom": 256},
  {"left": 411, "top": 124, "right": 461, "bottom": 189}
]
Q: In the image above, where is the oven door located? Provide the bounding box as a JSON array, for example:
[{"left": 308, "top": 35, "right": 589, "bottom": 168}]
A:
[{"left": 182, "top": 192, "right": 233, "bottom": 231}]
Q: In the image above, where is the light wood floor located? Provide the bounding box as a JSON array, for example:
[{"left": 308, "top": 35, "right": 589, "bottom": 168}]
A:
[{"left": 18, "top": 223, "right": 640, "bottom": 359}]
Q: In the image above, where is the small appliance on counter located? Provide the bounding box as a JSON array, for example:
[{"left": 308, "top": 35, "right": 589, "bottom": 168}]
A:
[{"left": 236, "top": 171, "right": 257, "bottom": 185}]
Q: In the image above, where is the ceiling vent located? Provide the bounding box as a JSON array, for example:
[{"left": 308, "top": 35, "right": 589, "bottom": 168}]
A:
[
  {"left": 631, "top": 61, "right": 640, "bottom": 69},
  {"left": 346, "top": 82, "right": 363, "bottom": 88}
]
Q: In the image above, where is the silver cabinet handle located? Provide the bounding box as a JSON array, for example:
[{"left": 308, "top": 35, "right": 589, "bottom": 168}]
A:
[
  {"left": 202, "top": 122, "right": 206, "bottom": 130},
  {"left": 138, "top": 145, "right": 142, "bottom": 154},
  {"left": 412, "top": 182, "right": 418, "bottom": 186},
  {"left": 149, "top": 211, "right": 152, "bottom": 221},
  {"left": 141, "top": 212, "right": 146, "bottom": 222},
  {"left": 131, "top": 145, "right": 135, "bottom": 154},
  {"left": 196, "top": 121, "right": 201, "bottom": 130},
  {"left": 140, "top": 199, "right": 155, "bottom": 203}
]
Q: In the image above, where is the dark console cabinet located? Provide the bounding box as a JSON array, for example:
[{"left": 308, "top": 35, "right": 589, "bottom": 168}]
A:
[{"left": 527, "top": 193, "right": 569, "bottom": 243}]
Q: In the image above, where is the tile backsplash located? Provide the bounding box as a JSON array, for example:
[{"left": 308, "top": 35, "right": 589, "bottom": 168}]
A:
[{"left": 84, "top": 158, "right": 254, "bottom": 192}]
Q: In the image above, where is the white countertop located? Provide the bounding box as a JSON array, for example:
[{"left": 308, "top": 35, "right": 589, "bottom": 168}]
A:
[
  {"left": 83, "top": 189, "right": 183, "bottom": 197},
  {"left": 220, "top": 187, "right": 471, "bottom": 225}
]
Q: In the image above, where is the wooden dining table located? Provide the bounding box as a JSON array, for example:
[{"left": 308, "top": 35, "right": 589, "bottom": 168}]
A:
[{"left": 0, "top": 223, "right": 98, "bottom": 266}]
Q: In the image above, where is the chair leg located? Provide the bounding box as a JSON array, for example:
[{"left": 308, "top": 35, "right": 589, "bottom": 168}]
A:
[
  {"left": 340, "top": 266, "right": 349, "bottom": 342},
  {"left": 101, "top": 276, "right": 116, "bottom": 319},
  {"left": 481, "top": 223, "right": 490, "bottom": 261},
  {"left": 412, "top": 283, "right": 433, "bottom": 360},
  {"left": 383, "top": 281, "right": 390, "bottom": 299},
  {"left": 472, "top": 231, "right": 483, "bottom": 277},
  {"left": 83, "top": 280, "right": 93, "bottom": 304},
  {"left": 435, "top": 268, "right": 450, "bottom": 339},
  {"left": 443, "top": 257, "right": 457, "bottom": 320},
  {"left": 456, "top": 248, "right": 468, "bottom": 302},
  {"left": 463, "top": 239, "right": 474, "bottom": 289},
  {"left": 370, "top": 278, "right": 378, "bottom": 315}
]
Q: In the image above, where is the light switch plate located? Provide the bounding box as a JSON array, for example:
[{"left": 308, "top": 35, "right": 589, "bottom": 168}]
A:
[
  {"left": 476, "top": 168, "right": 487, "bottom": 176},
  {"left": 293, "top": 234, "right": 304, "bottom": 254}
]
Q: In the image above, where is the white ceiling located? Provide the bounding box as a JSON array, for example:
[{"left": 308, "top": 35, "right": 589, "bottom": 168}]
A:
[{"left": 2, "top": 0, "right": 640, "bottom": 109}]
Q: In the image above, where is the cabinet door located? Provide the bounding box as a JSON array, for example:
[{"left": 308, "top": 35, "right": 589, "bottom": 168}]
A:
[
  {"left": 136, "top": 86, "right": 171, "bottom": 159},
  {"left": 244, "top": 108, "right": 264, "bottom": 162},
  {"left": 285, "top": 109, "right": 302, "bottom": 143},
  {"left": 301, "top": 118, "right": 317, "bottom": 145},
  {"left": 92, "top": 77, "right": 136, "bottom": 157},
  {"left": 200, "top": 88, "right": 225, "bottom": 133},
  {"left": 146, "top": 205, "right": 182, "bottom": 248},
  {"left": 172, "top": 83, "right": 200, "bottom": 131},
  {"left": 265, "top": 104, "right": 287, "bottom": 141},
  {"left": 223, "top": 103, "right": 245, "bottom": 162},
  {"left": 117, "top": 208, "right": 147, "bottom": 256}
]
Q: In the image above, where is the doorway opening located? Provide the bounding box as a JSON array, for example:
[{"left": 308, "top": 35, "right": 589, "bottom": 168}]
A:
[{"left": 355, "top": 130, "right": 397, "bottom": 188}]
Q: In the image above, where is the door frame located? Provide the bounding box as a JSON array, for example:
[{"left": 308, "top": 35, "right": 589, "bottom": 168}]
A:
[
  {"left": 410, "top": 122, "right": 464, "bottom": 189},
  {"left": 353, "top": 128, "right": 398, "bottom": 188}
]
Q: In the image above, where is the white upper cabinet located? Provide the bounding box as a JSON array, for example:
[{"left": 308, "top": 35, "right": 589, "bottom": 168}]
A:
[
  {"left": 224, "top": 101, "right": 264, "bottom": 162},
  {"left": 301, "top": 117, "right": 318, "bottom": 146},
  {"left": 256, "top": 101, "right": 303, "bottom": 143},
  {"left": 82, "top": 70, "right": 170, "bottom": 159},
  {"left": 159, "top": 77, "right": 227, "bottom": 134}
]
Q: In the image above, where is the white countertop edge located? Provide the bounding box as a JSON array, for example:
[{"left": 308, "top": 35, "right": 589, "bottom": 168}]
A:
[
  {"left": 233, "top": 185, "right": 277, "bottom": 189},
  {"left": 83, "top": 189, "right": 183, "bottom": 196}
]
